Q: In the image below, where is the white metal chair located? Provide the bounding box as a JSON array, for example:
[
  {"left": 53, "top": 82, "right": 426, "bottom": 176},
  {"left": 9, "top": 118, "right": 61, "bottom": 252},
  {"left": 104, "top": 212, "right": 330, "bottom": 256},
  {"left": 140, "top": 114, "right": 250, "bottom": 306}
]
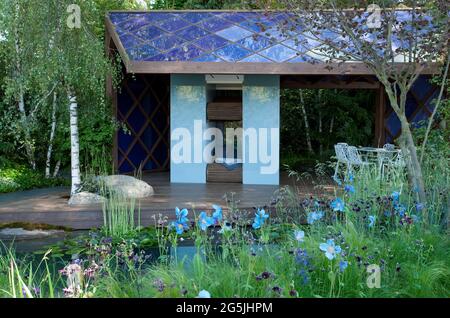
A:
[
  {"left": 346, "top": 146, "right": 372, "bottom": 173},
  {"left": 333, "top": 143, "right": 350, "bottom": 179},
  {"left": 378, "top": 144, "right": 396, "bottom": 179}
]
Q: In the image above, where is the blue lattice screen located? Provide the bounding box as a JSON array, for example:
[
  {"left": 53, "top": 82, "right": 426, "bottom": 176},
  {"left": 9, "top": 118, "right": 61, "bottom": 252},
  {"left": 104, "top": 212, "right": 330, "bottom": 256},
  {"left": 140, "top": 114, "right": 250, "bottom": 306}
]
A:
[
  {"left": 117, "top": 74, "right": 170, "bottom": 173},
  {"left": 384, "top": 75, "right": 439, "bottom": 143}
]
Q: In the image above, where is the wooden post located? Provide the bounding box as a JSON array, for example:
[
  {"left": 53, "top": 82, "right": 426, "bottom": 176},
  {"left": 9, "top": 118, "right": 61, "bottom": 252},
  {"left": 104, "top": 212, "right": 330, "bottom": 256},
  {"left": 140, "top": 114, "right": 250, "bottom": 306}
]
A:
[
  {"left": 374, "top": 85, "right": 386, "bottom": 147},
  {"left": 105, "top": 19, "right": 118, "bottom": 173}
]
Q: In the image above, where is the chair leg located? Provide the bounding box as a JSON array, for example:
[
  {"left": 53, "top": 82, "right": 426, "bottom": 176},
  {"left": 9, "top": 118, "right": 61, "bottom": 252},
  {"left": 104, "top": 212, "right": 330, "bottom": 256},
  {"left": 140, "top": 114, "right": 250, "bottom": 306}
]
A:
[{"left": 334, "top": 161, "right": 340, "bottom": 179}]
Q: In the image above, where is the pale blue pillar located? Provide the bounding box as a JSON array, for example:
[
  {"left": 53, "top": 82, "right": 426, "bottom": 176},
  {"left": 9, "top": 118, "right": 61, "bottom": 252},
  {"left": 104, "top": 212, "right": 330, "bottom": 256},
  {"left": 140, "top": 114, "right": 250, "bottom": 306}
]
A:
[
  {"left": 242, "top": 75, "right": 280, "bottom": 185},
  {"left": 170, "top": 74, "right": 207, "bottom": 183}
]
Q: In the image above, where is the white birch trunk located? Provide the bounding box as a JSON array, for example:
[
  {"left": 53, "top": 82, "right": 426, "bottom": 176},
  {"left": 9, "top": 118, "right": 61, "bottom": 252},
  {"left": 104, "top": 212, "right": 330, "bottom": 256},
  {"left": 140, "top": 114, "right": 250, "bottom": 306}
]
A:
[
  {"left": 299, "top": 90, "right": 314, "bottom": 154},
  {"left": 14, "top": 2, "right": 35, "bottom": 169},
  {"left": 45, "top": 92, "right": 57, "bottom": 178},
  {"left": 69, "top": 93, "right": 81, "bottom": 195},
  {"left": 53, "top": 160, "right": 61, "bottom": 178}
]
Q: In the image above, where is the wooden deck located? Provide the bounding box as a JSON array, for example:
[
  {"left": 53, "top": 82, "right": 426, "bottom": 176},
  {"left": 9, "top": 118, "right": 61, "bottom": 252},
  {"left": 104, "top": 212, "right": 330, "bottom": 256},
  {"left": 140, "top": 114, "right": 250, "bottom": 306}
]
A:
[{"left": 0, "top": 172, "right": 333, "bottom": 230}]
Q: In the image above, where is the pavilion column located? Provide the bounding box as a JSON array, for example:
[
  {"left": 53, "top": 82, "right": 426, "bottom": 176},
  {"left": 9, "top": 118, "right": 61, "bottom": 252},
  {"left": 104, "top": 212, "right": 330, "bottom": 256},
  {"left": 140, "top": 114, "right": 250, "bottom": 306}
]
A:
[
  {"left": 242, "top": 75, "right": 280, "bottom": 185},
  {"left": 170, "top": 74, "right": 208, "bottom": 183}
]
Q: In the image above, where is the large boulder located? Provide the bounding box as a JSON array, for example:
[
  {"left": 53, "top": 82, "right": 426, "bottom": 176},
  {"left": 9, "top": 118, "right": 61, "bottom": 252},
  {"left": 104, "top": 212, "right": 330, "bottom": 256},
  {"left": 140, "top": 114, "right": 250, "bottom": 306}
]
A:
[
  {"left": 68, "top": 191, "right": 106, "bottom": 206},
  {"left": 99, "top": 175, "right": 154, "bottom": 198}
]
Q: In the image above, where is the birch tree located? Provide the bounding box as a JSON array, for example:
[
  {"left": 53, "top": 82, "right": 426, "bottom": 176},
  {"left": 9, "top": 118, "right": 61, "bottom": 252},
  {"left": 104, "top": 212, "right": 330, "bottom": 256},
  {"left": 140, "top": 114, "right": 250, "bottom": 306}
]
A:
[
  {"left": 49, "top": 0, "right": 117, "bottom": 196},
  {"left": 274, "top": 1, "right": 448, "bottom": 212}
]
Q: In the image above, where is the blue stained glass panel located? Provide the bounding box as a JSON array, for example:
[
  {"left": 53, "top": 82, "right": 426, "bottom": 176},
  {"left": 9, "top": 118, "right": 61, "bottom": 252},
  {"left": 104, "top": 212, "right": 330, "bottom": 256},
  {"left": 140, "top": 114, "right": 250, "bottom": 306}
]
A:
[
  {"left": 158, "top": 16, "right": 190, "bottom": 32},
  {"left": 216, "top": 25, "right": 253, "bottom": 42},
  {"left": 149, "top": 35, "right": 185, "bottom": 51},
  {"left": 197, "top": 17, "right": 232, "bottom": 32},
  {"left": 182, "top": 12, "right": 212, "bottom": 23},
  {"left": 117, "top": 15, "right": 151, "bottom": 32},
  {"left": 128, "top": 44, "right": 160, "bottom": 60},
  {"left": 193, "top": 34, "right": 229, "bottom": 51},
  {"left": 239, "top": 20, "right": 266, "bottom": 33},
  {"left": 118, "top": 33, "right": 143, "bottom": 49},
  {"left": 221, "top": 12, "right": 248, "bottom": 23},
  {"left": 177, "top": 25, "right": 209, "bottom": 41},
  {"left": 259, "top": 44, "right": 298, "bottom": 62},
  {"left": 213, "top": 44, "right": 251, "bottom": 62},
  {"left": 193, "top": 54, "right": 223, "bottom": 62},
  {"left": 134, "top": 25, "right": 165, "bottom": 41},
  {"left": 237, "top": 35, "right": 274, "bottom": 51},
  {"left": 238, "top": 54, "right": 272, "bottom": 62},
  {"left": 148, "top": 44, "right": 205, "bottom": 61}
]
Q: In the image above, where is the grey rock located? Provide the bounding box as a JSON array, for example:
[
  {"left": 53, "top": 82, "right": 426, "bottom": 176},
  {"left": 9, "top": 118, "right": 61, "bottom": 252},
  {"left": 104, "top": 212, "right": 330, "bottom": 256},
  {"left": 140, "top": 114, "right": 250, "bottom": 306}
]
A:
[
  {"left": 68, "top": 191, "right": 106, "bottom": 205},
  {"left": 98, "top": 175, "right": 154, "bottom": 198}
]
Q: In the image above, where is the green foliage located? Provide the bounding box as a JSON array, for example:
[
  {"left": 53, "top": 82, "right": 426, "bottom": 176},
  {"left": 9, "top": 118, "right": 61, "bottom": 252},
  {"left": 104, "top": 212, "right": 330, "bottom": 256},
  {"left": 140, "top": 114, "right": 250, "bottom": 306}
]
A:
[
  {"left": 0, "top": 165, "right": 68, "bottom": 193},
  {"left": 281, "top": 89, "right": 375, "bottom": 164}
]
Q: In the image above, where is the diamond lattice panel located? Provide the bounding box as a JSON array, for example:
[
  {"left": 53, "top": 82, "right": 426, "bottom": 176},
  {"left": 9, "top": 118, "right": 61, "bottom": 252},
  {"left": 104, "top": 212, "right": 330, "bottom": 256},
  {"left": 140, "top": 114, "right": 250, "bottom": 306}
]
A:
[{"left": 117, "top": 74, "right": 169, "bottom": 174}]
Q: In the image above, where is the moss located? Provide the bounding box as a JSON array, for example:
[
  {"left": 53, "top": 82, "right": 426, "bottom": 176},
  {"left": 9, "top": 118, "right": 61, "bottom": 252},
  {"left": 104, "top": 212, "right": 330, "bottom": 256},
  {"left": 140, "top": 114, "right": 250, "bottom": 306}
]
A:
[{"left": 0, "top": 222, "right": 72, "bottom": 232}]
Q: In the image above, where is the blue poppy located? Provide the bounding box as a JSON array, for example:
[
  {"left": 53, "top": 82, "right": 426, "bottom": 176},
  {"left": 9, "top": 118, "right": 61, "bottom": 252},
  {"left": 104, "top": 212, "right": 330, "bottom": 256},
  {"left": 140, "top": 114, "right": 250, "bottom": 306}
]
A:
[
  {"left": 171, "top": 220, "right": 189, "bottom": 235},
  {"left": 339, "top": 260, "right": 348, "bottom": 272},
  {"left": 319, "top": 239, "right": 342, "bottom": 260},
  {"left": 212, "top": 204, "right": 223, "bottom": 224},
  {"left": 307, "top": 210, "right": 324, "bottom": 224},
  {"left": 368, "top": 215, "right": 376, "bottom": 228},
  {"left": 294, "top": 230, "right": 305, "bottom": 242},
  {"left": 252, "top": 208, "right": 269, "bottom": 230},
  {"left": 331, "top": 198, "right": 345, "bottom": 212},
  {"left": 391, "top": 191, "right": 400, "bottom": 202},
  {"left": 394, "top": 203, "right": 406, "bottom": 217},
  {"left": 344, "top": 185, "right": 355, "bottom": 194},
  {"left": 198, "top": 211, "right": 214, "bottom": 231},
  {"left": 175, "top": 207, "right": 189, "bottom": 223}
]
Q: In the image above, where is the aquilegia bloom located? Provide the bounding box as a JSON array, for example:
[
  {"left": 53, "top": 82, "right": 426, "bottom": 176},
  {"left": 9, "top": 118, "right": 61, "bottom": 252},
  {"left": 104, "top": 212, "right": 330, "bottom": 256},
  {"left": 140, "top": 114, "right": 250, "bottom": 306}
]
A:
[
  {"left": 198, "top": 211, "right": 214, "bottom": 231},
  {"left": 252, "top": 208, "right": 269, "bottom": 230},
  {"left": 307, "top": 210, "right": 324, "bottom": 225},
  {"left": 212, "top": 204, "right": 223, "bottom": 224},
  {"left": 368, "top": 215, "right": 376, "bottom": 228},
  {"left": 319, "top": 239, "right": 342, "bottom": 260},
  {"left": 339, "top": 260, "right": 348, "bottom": 272},
  {"left": 344, "top": 185, "right": 355, "bottom": 194},
  {"left": 330, "top": 198, "right": 345, "bottom": 212},
  {"left": 294, "top": 230, "right": 305, "bottom": 242}
]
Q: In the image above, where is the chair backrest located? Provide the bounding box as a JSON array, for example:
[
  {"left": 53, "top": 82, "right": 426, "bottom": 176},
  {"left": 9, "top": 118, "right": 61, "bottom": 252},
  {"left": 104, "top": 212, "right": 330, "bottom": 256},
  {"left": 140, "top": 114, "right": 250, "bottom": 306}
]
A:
[
  {"left": 346, "top": 146, "right": 364, "bottom": 165},
  {"left": 381, "top": 144, "right": 396, "bottom": 161},
  {"left": 383, "top": 144, "right": 396, "bottom": 151},
  {"left": 334, "top": 143, "right": 349, "bottom": 162}
]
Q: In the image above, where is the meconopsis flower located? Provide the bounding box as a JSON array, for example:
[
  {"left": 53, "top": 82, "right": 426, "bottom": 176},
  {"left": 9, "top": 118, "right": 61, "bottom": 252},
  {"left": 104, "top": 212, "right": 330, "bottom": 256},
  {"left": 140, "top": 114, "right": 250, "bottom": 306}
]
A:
[
  {"left": 252, "top": 208, "right": 269, "bottom": 230},
  {"left": 170, "top": 207, "right": 189, "bottom": 235},
  {"left": 307, "top": 210, "right": 324, "bottom": 224},
  {"left": 331, "top": 198, "right": 345, "bottom": 212},
  {"left": 197, "top": 211, "right": 214, "bottom": 231},
  {"left": 319, "top": 239, "right": 342, "bottom": 260},
  {"left": 294, "top": 230, "right": 305, "bottom": 243},
  {"left": 212, "top": 204, "right": 223, "bottom": 225}
]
